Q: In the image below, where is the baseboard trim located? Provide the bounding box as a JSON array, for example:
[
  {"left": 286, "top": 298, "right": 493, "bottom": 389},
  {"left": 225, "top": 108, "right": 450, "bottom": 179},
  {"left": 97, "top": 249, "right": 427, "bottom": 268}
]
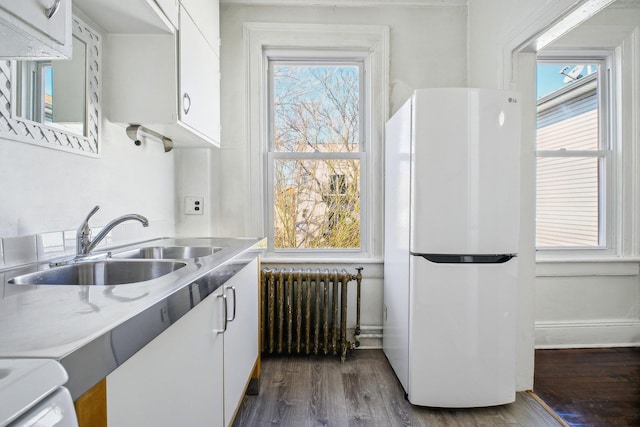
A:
[
  {"left": 351, "top": 321, "right": 640, "bottom": 350},
  {"left": 535, "top": 319, "right": 640, "bottom": 348}
]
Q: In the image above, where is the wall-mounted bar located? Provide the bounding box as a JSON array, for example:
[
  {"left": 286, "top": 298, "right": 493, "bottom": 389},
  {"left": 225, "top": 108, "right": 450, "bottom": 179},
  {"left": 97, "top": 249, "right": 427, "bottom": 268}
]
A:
[{"left": 126, "top": 124, "right": 174, "bottom": 153}]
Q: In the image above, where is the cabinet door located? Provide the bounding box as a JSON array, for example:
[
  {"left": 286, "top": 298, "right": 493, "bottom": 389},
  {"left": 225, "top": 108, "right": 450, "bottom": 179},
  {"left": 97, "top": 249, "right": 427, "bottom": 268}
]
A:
[
  {"left": 179, "top": 0, "right": 219, "bottom": 53},
  {"left": 178, "top": 7, "right": 220, "bottom": 144},
  {"left": 0, "top": 0, "right": 71, "bottom": 57},
  {"left": 223, "top": 258, "right": 259, "bottom": 426},
  {"left": 107, "top": 288, "right": 225, "bottom": 427},
  {"left": 154, "top": 0, "right": 179, "bottom": 29}
]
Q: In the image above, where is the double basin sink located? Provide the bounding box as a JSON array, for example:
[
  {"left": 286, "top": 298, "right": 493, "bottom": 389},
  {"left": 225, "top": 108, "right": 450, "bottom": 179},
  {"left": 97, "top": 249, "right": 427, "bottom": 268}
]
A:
[{"left": 8, "top": 245, "right": 222, "bottom": 286}]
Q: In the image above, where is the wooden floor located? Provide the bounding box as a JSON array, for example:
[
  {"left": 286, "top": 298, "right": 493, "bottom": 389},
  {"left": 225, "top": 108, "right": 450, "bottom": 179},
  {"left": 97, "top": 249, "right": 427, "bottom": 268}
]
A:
[
  {"left": 534, "top": 347, "right": 640, "bottom": 427},
  {"left": 233, "top": 349, "right": 562, "bottom": 427}
]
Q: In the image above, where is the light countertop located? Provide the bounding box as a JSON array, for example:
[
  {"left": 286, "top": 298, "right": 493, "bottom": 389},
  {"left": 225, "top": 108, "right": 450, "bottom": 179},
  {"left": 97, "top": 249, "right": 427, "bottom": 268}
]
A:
[{"left": 0, "top": 236, "right": 265, "bottom": 398}]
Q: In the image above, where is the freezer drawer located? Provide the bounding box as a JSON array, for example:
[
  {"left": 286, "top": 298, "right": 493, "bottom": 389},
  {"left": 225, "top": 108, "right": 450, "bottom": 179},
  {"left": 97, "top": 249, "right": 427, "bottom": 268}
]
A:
[{"left": 408, "top": 255, "right": 517, "bottom": 407}]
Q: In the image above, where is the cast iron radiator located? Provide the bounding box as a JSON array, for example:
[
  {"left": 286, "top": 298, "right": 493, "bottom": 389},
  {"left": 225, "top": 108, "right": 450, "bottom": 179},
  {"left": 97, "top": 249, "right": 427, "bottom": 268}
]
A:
[{"left": 260, "top": 267, "right": 363, "bottom": 361}]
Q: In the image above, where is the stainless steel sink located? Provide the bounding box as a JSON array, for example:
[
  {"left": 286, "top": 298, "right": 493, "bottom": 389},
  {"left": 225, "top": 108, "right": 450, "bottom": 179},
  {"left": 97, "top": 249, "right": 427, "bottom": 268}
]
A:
[
  {"left": 113, "top": 246, "right": 221, "bottom": 260},
  {"left": 8, "top": 260, "right": 187, "bottom": 286}
]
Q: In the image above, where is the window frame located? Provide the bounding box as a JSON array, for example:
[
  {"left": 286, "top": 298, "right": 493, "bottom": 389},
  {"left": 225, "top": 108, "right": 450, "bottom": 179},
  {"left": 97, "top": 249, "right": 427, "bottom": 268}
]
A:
[
  {"left": 244, "top": 23, "right": 389, "bottom": 261},
  {"left": 266, "top": 55, "right": 367, "bottom": 254},
  {"left": 535, "top": 53, "right": 618, "bottom": 257}
]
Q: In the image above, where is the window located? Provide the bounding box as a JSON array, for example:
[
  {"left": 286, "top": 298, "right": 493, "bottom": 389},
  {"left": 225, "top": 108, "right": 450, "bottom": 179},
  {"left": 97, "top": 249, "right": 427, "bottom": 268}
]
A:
[
  {"left": 536, "top": 57, "right": 614, "bottom": 251},
  {"left": 268, "top": 60, "right": 364, "bottom": 251},
  {"left": 245, "top": 23, "right": 388, "bottom": 259},
  {"left": 15, "top": 61, "right": 54, "bottom": 125}
]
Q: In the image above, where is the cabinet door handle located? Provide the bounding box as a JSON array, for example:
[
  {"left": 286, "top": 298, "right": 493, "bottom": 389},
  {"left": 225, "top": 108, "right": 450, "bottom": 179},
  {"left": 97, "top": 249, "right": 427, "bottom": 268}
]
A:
[
  {"left": 216, "top": 294, "right": 228, "bottom": 334},
  {"left": 46, "top": 0, "right": 61, "bottom": 19},
  {"left": 183, "top": 93, "right": 191, "bottom": 115},
  {"left": 225, "top": 286, "right": 237, "bottom": 322}
]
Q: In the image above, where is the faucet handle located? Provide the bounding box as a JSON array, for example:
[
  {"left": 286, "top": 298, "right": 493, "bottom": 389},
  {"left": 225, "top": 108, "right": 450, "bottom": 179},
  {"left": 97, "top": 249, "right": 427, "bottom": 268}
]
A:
[
  {"left": 76, "top": 205, "right": 100, "bottom": 257},
  {"left": 84, "top": 205, "right": 100, "bottom": 222},
  {"left": 78, "top": 205, "right": 100, "bottom": 235}
]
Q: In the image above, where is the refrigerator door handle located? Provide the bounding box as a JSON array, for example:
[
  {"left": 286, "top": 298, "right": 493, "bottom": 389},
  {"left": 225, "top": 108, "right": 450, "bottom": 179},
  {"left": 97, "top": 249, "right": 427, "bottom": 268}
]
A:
[{"left": 410, "top": 253, "right": 516, "bottom": 264}]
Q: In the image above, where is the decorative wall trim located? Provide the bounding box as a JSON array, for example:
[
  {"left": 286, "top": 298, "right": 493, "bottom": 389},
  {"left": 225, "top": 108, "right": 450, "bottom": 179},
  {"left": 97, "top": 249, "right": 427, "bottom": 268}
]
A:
[
  {"left": 0, "top": 16, "right": 101, "bottom": 157},
  {"left": 501, "top": 0, "right": 614, "bottom": 87},
  {"left": 223, "top": 0, "right": 464, "bottom": 7},
  {"left": 535, "top": 319, "right": 640, "bottom": 348}
]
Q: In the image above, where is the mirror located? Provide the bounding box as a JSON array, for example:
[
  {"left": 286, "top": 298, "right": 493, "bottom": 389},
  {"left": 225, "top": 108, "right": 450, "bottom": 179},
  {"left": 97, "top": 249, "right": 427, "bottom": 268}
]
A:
[
  {"left": 15, "top": 36, "right": 87, "bottom": 136},
  {"left": 0, "top": 16, "right": 100, "bottom": 156}
]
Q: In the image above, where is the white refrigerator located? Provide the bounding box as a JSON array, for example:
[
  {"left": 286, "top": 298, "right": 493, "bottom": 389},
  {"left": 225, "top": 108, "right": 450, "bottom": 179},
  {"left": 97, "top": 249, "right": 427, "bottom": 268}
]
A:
[{"left": 383, "top": 88, "right": 520, "bottom": 408}]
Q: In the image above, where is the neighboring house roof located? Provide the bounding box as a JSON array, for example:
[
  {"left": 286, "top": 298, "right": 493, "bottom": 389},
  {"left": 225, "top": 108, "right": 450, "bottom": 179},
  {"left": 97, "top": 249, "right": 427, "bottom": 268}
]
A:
[{"left": 537, "top": 73, "right": 597, "bottom": 129}]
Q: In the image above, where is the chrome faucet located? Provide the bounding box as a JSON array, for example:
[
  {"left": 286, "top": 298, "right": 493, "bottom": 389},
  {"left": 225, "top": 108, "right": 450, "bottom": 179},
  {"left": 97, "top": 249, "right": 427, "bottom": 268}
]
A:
[{"left": 76, "top": 205, "right": 149, "bottom": 257}]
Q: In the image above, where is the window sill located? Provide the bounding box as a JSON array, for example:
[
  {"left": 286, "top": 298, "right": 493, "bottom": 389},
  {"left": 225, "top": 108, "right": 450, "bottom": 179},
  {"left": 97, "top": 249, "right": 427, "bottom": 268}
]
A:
[
  {"left": 536, "top": 254, "right": 640, "bottom": 263},
  {"left": 536, "top": 255, "right": 640, "bottom": 277}
]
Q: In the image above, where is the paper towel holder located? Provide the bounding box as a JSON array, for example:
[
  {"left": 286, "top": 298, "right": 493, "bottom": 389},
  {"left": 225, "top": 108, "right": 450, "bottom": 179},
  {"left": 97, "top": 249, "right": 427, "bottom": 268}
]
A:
[{"left": 126, "top": 124, "right": 174, "bottom": 153}]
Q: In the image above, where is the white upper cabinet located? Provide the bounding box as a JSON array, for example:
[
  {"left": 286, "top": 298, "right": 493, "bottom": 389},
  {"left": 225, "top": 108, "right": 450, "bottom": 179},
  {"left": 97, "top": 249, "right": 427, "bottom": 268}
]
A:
[
  {"left": 180, "top": 0, "right": 220, "bottom": 53},
  {"left": 0, "top": 0, "right": 72, "bottom": 59},
  {"left": 104, "top": 0, "right": 221, "bottom": 148},
  {"left": 179, "top": 8, "right": 220, "bottom": 144},
  {"left": 154, "top": 0, "right": 179, "bottom": 29}
]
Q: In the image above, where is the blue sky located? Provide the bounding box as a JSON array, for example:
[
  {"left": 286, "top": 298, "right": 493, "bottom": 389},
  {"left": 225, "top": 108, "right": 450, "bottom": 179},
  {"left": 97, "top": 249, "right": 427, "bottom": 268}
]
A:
[
  {"left": 45, "top": 66, "right": 53, "bottom": 97},
  {"left": 536, "top": 64, "right": 597, "bottom": 99}
]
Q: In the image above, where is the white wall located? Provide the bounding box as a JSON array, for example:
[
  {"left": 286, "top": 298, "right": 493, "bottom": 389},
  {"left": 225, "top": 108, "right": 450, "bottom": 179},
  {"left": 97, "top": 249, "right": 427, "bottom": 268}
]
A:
[
  {"left": 467, "top": 0, "right": 578, "bottom": 89},
  {"left": 0, "top": 24, "right": 176, "bottom": 241},
  {"left": 0, "top": 123, "right": 175, "bottom": 239},
  {"left": 174, "top": 148, "right": 219, "bottom": 237}
]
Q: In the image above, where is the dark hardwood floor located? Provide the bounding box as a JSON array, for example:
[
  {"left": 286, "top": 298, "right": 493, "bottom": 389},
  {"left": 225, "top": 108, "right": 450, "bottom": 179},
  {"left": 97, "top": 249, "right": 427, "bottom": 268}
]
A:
[
  {"left": 534, "top": 347, "right": 640, "bottom": 427},
  {"left": 233, "top": 349, "right": 562, "bottom": 427}
]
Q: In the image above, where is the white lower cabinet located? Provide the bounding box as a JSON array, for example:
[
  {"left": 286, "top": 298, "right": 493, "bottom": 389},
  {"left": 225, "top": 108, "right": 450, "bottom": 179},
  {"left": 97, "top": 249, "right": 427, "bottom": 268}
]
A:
[
  {"left": 223, "top": 258, "right": 259, "bottom": 426},
  {"left": 107, "top": 286, "right": 225, "bottom": 426},
  {"left": 106, "top": 257, "right": 259, "bottom": 427}
]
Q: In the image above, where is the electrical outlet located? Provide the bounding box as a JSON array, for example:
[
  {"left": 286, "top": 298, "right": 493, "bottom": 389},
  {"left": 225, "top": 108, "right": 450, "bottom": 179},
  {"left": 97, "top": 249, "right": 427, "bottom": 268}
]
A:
[{"left": 185, "top": 197, "right": 204, "bottom": 215}]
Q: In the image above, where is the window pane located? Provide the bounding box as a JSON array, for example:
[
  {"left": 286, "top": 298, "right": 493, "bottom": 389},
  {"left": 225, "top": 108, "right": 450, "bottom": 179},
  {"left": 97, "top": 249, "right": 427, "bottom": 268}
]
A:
[
  {"left": 536, "top": 157, "right": 600, "bottom": 247},
  {"left": 537, "top": 63, "right": 599, "bottom": 151},
  {"left": 536, "top": 61, "right": 604, "bottom": 249},
  {"left": 273, "top": 159, "right": 360, "bottom": 249},
  {"left": 44, "top": 65, "right": 53, "bottom": 124},
  {"left": 272, "top": 64, "right": 360, "bottom": 153},
  {"left": 537, "top": 108, "right": 598, "bottom": 150}
]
